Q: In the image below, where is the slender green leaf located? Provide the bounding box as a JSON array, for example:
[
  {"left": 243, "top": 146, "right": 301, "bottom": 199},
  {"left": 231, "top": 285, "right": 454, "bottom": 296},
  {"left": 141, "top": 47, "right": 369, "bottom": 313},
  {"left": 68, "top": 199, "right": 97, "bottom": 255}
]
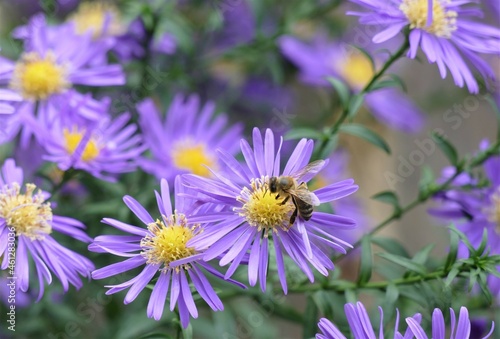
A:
[
  {"left": 445, "top": 266, "right": 460, "bottom": 286},
  {"left": 285, "top": 128, "right": 324, "bottom": 141},
  {"left": 348, "top": 93, "right": 365, "bottom": 118},
  {"left": 371, "top": 191, "right": 400, "bottom": 208},
  {"left": 327, "top": 77, "right": 350, "bottom": 109},
  {"left": 412, "top": 244, "right": 435, "bottom": 265},
  {"left": 445, "top": 229, "right": 459, "bottom": 270},
  {"left": 357, "top": 236, "right": 373, "bottom": 285},
  {"left": 303, "top": 295, "right": 319, "bottom": 339},
  {"left": 372, "top": 237, "right": 410, "bottom": 257},
  {"left": 377, "top": 252, "right": 427, "bottom": 274},
  {"left": 340, "top": 124, "right": 391, "bottom": 154},
  {"left": 431, "top": 132, "right": 459, "bottom": 166}
]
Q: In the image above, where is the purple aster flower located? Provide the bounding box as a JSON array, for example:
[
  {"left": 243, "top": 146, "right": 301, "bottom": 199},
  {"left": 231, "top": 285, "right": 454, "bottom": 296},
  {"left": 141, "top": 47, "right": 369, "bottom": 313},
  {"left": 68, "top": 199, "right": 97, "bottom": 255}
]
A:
[
  {"left": 0, "top": 159, "right": 94, "bottom": 300},
  {"left": 0, "top": 14, "right": 125, "bottom": 144},
  {"left": 279, "top": 35, "right": 425, "bottom": 133},
  {"left": 317, "top": 303, "right": 494, "bottom": 338},
  {"left": 429, "top": 140, "right": 500, "bottom": 300},
  {"left": 37, "top": 98, "right": 145, "bottom": 181},
  {"left": 183, "top": 128, "right": 359, "bottom": 293},
  {"left": 90, "top": 177, "right": 245, "bottom": 328},
  {"left": 316, "top": 301, "right": 419, "bottom": 338},
  {"left": 348, "top": 0, "right": 500, "bottom": 93},
  {"left": 406, "top": 307, "right": 495, "bottom": 338},
  {"left": 137, "top": 94, "right": 242, "bottom": 182}
]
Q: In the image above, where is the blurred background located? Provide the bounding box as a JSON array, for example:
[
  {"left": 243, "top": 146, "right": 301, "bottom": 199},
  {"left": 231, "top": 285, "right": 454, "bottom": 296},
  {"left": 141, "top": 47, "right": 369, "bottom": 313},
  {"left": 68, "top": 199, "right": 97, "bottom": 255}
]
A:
[{"left": 0, "top": 0, "right": 499, "bottom": 338}]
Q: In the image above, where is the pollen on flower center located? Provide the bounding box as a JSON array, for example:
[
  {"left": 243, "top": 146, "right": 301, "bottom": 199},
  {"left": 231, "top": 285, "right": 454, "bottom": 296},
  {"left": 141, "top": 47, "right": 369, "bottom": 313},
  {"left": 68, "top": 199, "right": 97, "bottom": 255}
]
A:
[
  {"left": 400, "top": 0, "right": 457, "bottom": 38},
  {"left": 0, "top": 183, "right": 52, "bottom": 239},
  {"left": 63, "top": 127, "right": 101, "bottom": 161},
  {"left": 10, "top": 52, "right": 69, "bottom": 100},
  {"left": 337, "top": 52, "right": 374, "bottom": 89},
  {"left": 236, "top": 177, "right": 295, "bottom": 234},
  {"left": 69, "top": 2, "right": 124, "bottom": 39},
  {"left": 171, "top": 140, "right": 217, "bottom": 177},
  {"left": 140, "top": 213, "right": 199, "bottom": 270}
]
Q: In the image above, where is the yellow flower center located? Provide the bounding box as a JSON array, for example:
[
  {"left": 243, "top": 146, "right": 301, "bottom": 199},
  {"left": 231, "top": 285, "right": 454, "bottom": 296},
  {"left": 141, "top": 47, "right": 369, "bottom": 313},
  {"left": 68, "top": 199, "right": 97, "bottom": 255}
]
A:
[
  {"left": 10, "top": 52, "right": 69, "bottom": 101},
  {"left": 140, "top": 213, "right": 199, "bottom": 271},
  {"left": 171, "top": 140, "right": 217, "bottom": 177},
  {"left": 337, "top": 52, "right": 374, "bottom": 90},
  {"left": 69, "top": 2, "right": 124, "bottom": 39},
  {"left": 400, "top": 0, "right": 457, "bottom": 38},
  {"left": 236, "top": 177, "right": 295, "bottom": 236},
  {"left": 63, "top": 127, "right": 101, "bottom": 162},
  {"left": 486, "top": 189, "right": 500, "bottom": 235},
  {"left": 0, "top": 183, "right": 52, "bottom": 239}
]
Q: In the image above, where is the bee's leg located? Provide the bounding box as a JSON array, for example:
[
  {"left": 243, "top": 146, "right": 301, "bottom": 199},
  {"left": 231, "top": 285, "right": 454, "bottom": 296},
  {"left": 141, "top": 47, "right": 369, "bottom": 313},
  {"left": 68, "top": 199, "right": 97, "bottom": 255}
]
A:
[
  {"left": 275, "top": 194, "right": 280, "bottom": 200},
  {"left": 289, "top": 198, "right": 298, "bottom": 226},
  {"left": 279, "top": 195, "right": 290, "bottom": 205}
]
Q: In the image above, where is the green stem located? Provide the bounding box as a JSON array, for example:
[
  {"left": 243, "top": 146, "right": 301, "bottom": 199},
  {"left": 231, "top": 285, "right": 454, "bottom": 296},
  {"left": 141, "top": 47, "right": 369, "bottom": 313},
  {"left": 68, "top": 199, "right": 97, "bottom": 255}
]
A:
[
  {"left": 290, "top": 262, "right": 472, "bottom": 293},
  {"left": 316, "top": 38, "right": 410, "bottom": 159},
  {"left": 334, "top": 139, "right": 500, "bottom": 262}
]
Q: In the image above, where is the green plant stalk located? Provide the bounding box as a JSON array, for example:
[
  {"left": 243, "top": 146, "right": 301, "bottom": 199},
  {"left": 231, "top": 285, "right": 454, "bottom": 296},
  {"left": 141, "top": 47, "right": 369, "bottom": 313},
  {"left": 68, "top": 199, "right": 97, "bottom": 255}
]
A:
[
  {"left": 316, "top": 38, "right": 410, "bottom": 159},
  {"left": 290, "top": 260, "right": 477, "bottom": 293},
  {"left": 334, "top": 138, "right": 500, "bottom": 262}
]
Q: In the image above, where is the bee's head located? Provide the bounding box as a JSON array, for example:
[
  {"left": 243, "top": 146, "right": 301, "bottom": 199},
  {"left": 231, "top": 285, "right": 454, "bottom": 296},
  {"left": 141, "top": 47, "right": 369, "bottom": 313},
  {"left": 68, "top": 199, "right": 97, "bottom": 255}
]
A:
[{"left": 269, "top": 177, "right": 278, "bottom": 193}]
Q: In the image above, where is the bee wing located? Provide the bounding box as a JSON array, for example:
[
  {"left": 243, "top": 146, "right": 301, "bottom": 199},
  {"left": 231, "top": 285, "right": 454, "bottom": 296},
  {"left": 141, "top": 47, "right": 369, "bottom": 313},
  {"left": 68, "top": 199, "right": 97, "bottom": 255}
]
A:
[
  {"left": 289, "top": 160, "right": 326, "bottom": 181},
  {"left": 289, "top": 189, "right": 321, "bottom": 206}
]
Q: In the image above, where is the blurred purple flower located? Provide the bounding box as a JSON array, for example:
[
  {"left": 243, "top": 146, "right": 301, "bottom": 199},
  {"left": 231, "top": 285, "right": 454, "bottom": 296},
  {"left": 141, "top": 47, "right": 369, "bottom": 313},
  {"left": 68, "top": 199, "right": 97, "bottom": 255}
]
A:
[
  {"left": 183, "top": 128, "right": 359, "bottom": 293},
  {"left": 90, "top": 177, "right": 245, "bottom": 328},
  {"left": 137, "top": 94, "right": 242, "bottom": 182},
  {"left": 0, "top": 14, "right": 125, "bottom": 145},
  {"left": 348, "top": 0, "right": 500, "bottom": 93},
  {"left": 0, "top": 159, "right": 94, "bottom": 300},
  {"left": 429, "top": 140, "right": 500, "bottom": 300},
  {"left": 38, "top": 98, "right": 145, "bottom": 181},
  {"left": 279, "top": 35, "right": 425, "bottom": 133}
]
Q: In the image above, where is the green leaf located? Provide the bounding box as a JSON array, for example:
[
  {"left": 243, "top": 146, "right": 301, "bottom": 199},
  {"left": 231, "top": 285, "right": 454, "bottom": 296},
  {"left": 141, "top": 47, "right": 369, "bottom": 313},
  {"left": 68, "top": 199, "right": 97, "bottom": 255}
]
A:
[
  {"left": 475, "top": 228, "right": 489, "bottom": 257},
  {"left": 371, "top": 191, "right": 400, "bottom": 208},
  {"left": 377, "top": 252, "right": 427, "bottom": 274},
  {"left": 348, "top": 93, "right": 365, "bottom": 118},
  {"left": 285, "top": 128, "right": 324, "bottom": 141},
  {"left": 372, "top": 237, "right": 410, "bottom": 257},
  {"left": 312, "top": 291, "right": 335, "bottom": 320},
  {"left": 450, "top": 225, "right": 475, "bottom": 254},
  {"left": 340, "top": 123, "right": 391, "bottom": 154},
  {"left": 431, "top": 132, "right": 459, "bottom": 166},
  {"left": 327, "top": 77, "right": 350, "bottom": 109},
  {"left": 444, "top": 266, "right": 459, "bottom": 286},
  {"left": 412, "top": 244, "right": 435, "bottom": 265},
  {"left": 357, "top": 236, "right": 373, "bottom": 285},
  {"left": 370, "top": 76, "right": 406, "bottom": 92},
  {"left": 477, "top": 272, "right": 493, "bottom": 304},
  {"left": 445, "top": 229, "right": 459, "bottom": 270},
  {"left": 345, "top": 289, "right": 357, "bottom": 304},
  {"left": 318, "top": 134, "right": 339, "bottom": 159},
  {"left": 386, "top": 283, "right": 399, "bottom": 304},
  {"left": 303, "top": 295, "right": 320, "bottom": 339}
]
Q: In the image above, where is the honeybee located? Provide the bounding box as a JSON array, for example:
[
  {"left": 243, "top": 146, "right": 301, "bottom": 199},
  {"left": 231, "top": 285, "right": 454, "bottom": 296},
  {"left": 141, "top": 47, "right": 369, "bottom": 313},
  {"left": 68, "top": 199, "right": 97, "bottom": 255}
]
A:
[{"left": 269, "top": 160, "right": 325, "bottom": 226}]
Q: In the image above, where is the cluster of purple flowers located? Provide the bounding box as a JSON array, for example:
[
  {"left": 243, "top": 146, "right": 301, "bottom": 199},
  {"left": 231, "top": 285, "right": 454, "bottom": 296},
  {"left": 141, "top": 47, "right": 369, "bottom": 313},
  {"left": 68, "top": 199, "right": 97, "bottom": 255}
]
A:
[{"left": 0, "top": 0, "right": 498, "bottom": 336}]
